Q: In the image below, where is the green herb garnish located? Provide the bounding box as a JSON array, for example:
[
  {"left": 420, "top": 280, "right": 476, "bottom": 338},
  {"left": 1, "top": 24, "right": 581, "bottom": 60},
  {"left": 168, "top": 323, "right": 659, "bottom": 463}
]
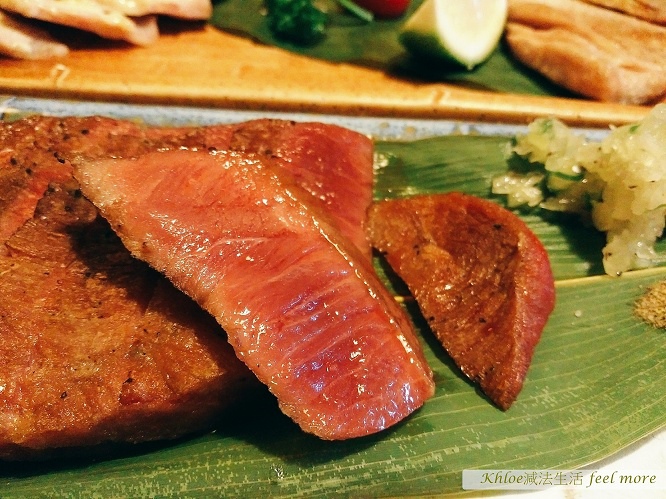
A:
[
  {"left": 264, "top": 0, "right": 374, "bottom": 45},
  {"left": 265, "top": 0, "right": 328, "bottom": 45}
]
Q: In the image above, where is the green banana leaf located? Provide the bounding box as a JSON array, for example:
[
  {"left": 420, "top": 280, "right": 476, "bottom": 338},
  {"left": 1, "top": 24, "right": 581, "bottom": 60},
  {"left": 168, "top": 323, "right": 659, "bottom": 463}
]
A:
[
  {"left": 1, "top": 105, "right": 664, "bottom": 498},
  {"left": 210, "top": 0, "right": 573, "bottom": 98}
]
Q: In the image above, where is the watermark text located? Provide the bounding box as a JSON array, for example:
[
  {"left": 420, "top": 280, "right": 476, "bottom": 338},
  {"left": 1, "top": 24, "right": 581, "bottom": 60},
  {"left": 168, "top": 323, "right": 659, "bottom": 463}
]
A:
[{"left": 463, "top": 469, "right": 663, "bottom": 491}]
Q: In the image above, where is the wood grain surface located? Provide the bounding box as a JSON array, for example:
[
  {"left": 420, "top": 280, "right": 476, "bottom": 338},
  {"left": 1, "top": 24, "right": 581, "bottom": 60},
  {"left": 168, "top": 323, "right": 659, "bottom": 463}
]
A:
[{"left": 0, "top": 21, "right": 652, "bottom": 127}]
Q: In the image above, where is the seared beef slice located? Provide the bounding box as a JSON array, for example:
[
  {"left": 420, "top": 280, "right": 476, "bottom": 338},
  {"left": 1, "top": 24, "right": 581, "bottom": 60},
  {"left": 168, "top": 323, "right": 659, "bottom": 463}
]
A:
[
  {"left": 143, "top": 118, "right": 375, "bottom": 260},
  {"left": 0, "top": 114, "right": 376, "bottom": 458},
  {"left": 368, "top": 193, "right": 555, "bottom": 410},
  {"left": 73, "top": 149, "right": 434, "bottom": 440},
  {"left": 0, "top": 117, "right": 258, "bottom": 460}
]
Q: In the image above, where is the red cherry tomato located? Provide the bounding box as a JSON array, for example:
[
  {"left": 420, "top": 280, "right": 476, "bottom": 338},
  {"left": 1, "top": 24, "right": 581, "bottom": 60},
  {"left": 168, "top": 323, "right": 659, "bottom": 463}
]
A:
[{"left": 353, "top": 0, "right": 411, "bottom": 18}]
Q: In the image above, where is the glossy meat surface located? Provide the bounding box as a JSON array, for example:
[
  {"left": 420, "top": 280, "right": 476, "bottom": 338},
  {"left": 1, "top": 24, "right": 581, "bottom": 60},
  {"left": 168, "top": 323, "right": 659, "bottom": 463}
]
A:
[
  {"left": 74, "top": 150, "right": 435, "bottom": 439},
  {"left": 367, "top": 193, "right": 555, "bottom": 409},
  {"left": 0, "top": 115, "right": 373, "bottom": 259},
  {"left": 144, "top": 118, "right": 374, "bottom": 260},
  {"left": 0, "top": 114, "right": 384, "bottom": 457}
]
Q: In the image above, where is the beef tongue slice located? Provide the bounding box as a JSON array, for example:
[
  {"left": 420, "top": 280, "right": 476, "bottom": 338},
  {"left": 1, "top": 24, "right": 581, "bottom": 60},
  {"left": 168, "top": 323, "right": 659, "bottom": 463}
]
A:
[
  {"left": 143, "top": 118, "right": 375, "bottom": 260},
  {"left": 72, "top": 149, "right": 435, "bottom": 440},
  {"left": 367, "top": 193, "right": 555, "bottom": 410},
  {"left": 0, "top": 179, "right": 256, "bottom": 460},
  {"left": 0, "top": 114, "right": 378, "bottom": 458}
]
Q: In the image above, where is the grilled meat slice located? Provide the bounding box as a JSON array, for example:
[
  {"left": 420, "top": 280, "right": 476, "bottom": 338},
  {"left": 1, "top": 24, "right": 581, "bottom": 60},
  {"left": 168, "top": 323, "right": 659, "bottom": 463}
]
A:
[
  {"left": 0, "top": 179, "right": 257, "bottom": 460},
  {"left": 580, "top": 0, "right": 666, "bottom": 24},
  {"left": 506, "top": 0, "right": 666, "bottom": 104},
  {"left": 367, "top": 193, "right": 555, "bottom": 409},
  {"left": 73, "top": 149, "right": 435, "bottom": 440},
  {"left": 145, "top": 119, "right": 374, "bottom": 259},
  {"left": 0, "top": 0, "right": 159, "bottom": 46},
  {"left": 0, "top": 114, "right": 377, "bottom": 457},
  {"left": 0, "top": 10, "right": 68, "bottom": 60}
]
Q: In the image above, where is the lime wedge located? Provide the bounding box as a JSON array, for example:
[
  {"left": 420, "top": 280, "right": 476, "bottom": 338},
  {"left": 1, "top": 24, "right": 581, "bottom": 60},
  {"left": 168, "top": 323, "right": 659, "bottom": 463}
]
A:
[{"left": 399, "top": 0, "right": 508, "bottom": 70}]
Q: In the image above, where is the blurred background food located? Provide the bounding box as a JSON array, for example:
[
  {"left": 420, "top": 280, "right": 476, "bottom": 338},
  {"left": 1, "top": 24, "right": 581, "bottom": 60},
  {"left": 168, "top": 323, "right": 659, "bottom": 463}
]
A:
[{"left": 1, "top": 0, "right": 664, "bottom": 105}]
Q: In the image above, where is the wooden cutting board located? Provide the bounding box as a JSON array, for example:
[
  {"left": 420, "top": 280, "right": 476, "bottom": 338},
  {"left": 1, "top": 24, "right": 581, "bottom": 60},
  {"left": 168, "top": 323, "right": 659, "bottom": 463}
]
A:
[{"left": 0, "top": 22, "right": 650, "bottom": 127}]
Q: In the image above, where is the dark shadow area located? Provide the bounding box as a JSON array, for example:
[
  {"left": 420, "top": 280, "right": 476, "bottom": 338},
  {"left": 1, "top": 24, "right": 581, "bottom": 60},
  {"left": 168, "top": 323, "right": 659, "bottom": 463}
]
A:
[
  {"left": 157, "top": 17, "right": 209, "bottom": 37},
  {"left": 541, "top": 211, "right": 607, "bottom": 276},
  {"left": 17, "top": 14, "right": 210, "bottom": 54},
  {"left": 0, "top": 386, "right": 272, "bottom": 476},
  {"left": 386, "top": 39, "right": 577, "bottom": 99}
]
